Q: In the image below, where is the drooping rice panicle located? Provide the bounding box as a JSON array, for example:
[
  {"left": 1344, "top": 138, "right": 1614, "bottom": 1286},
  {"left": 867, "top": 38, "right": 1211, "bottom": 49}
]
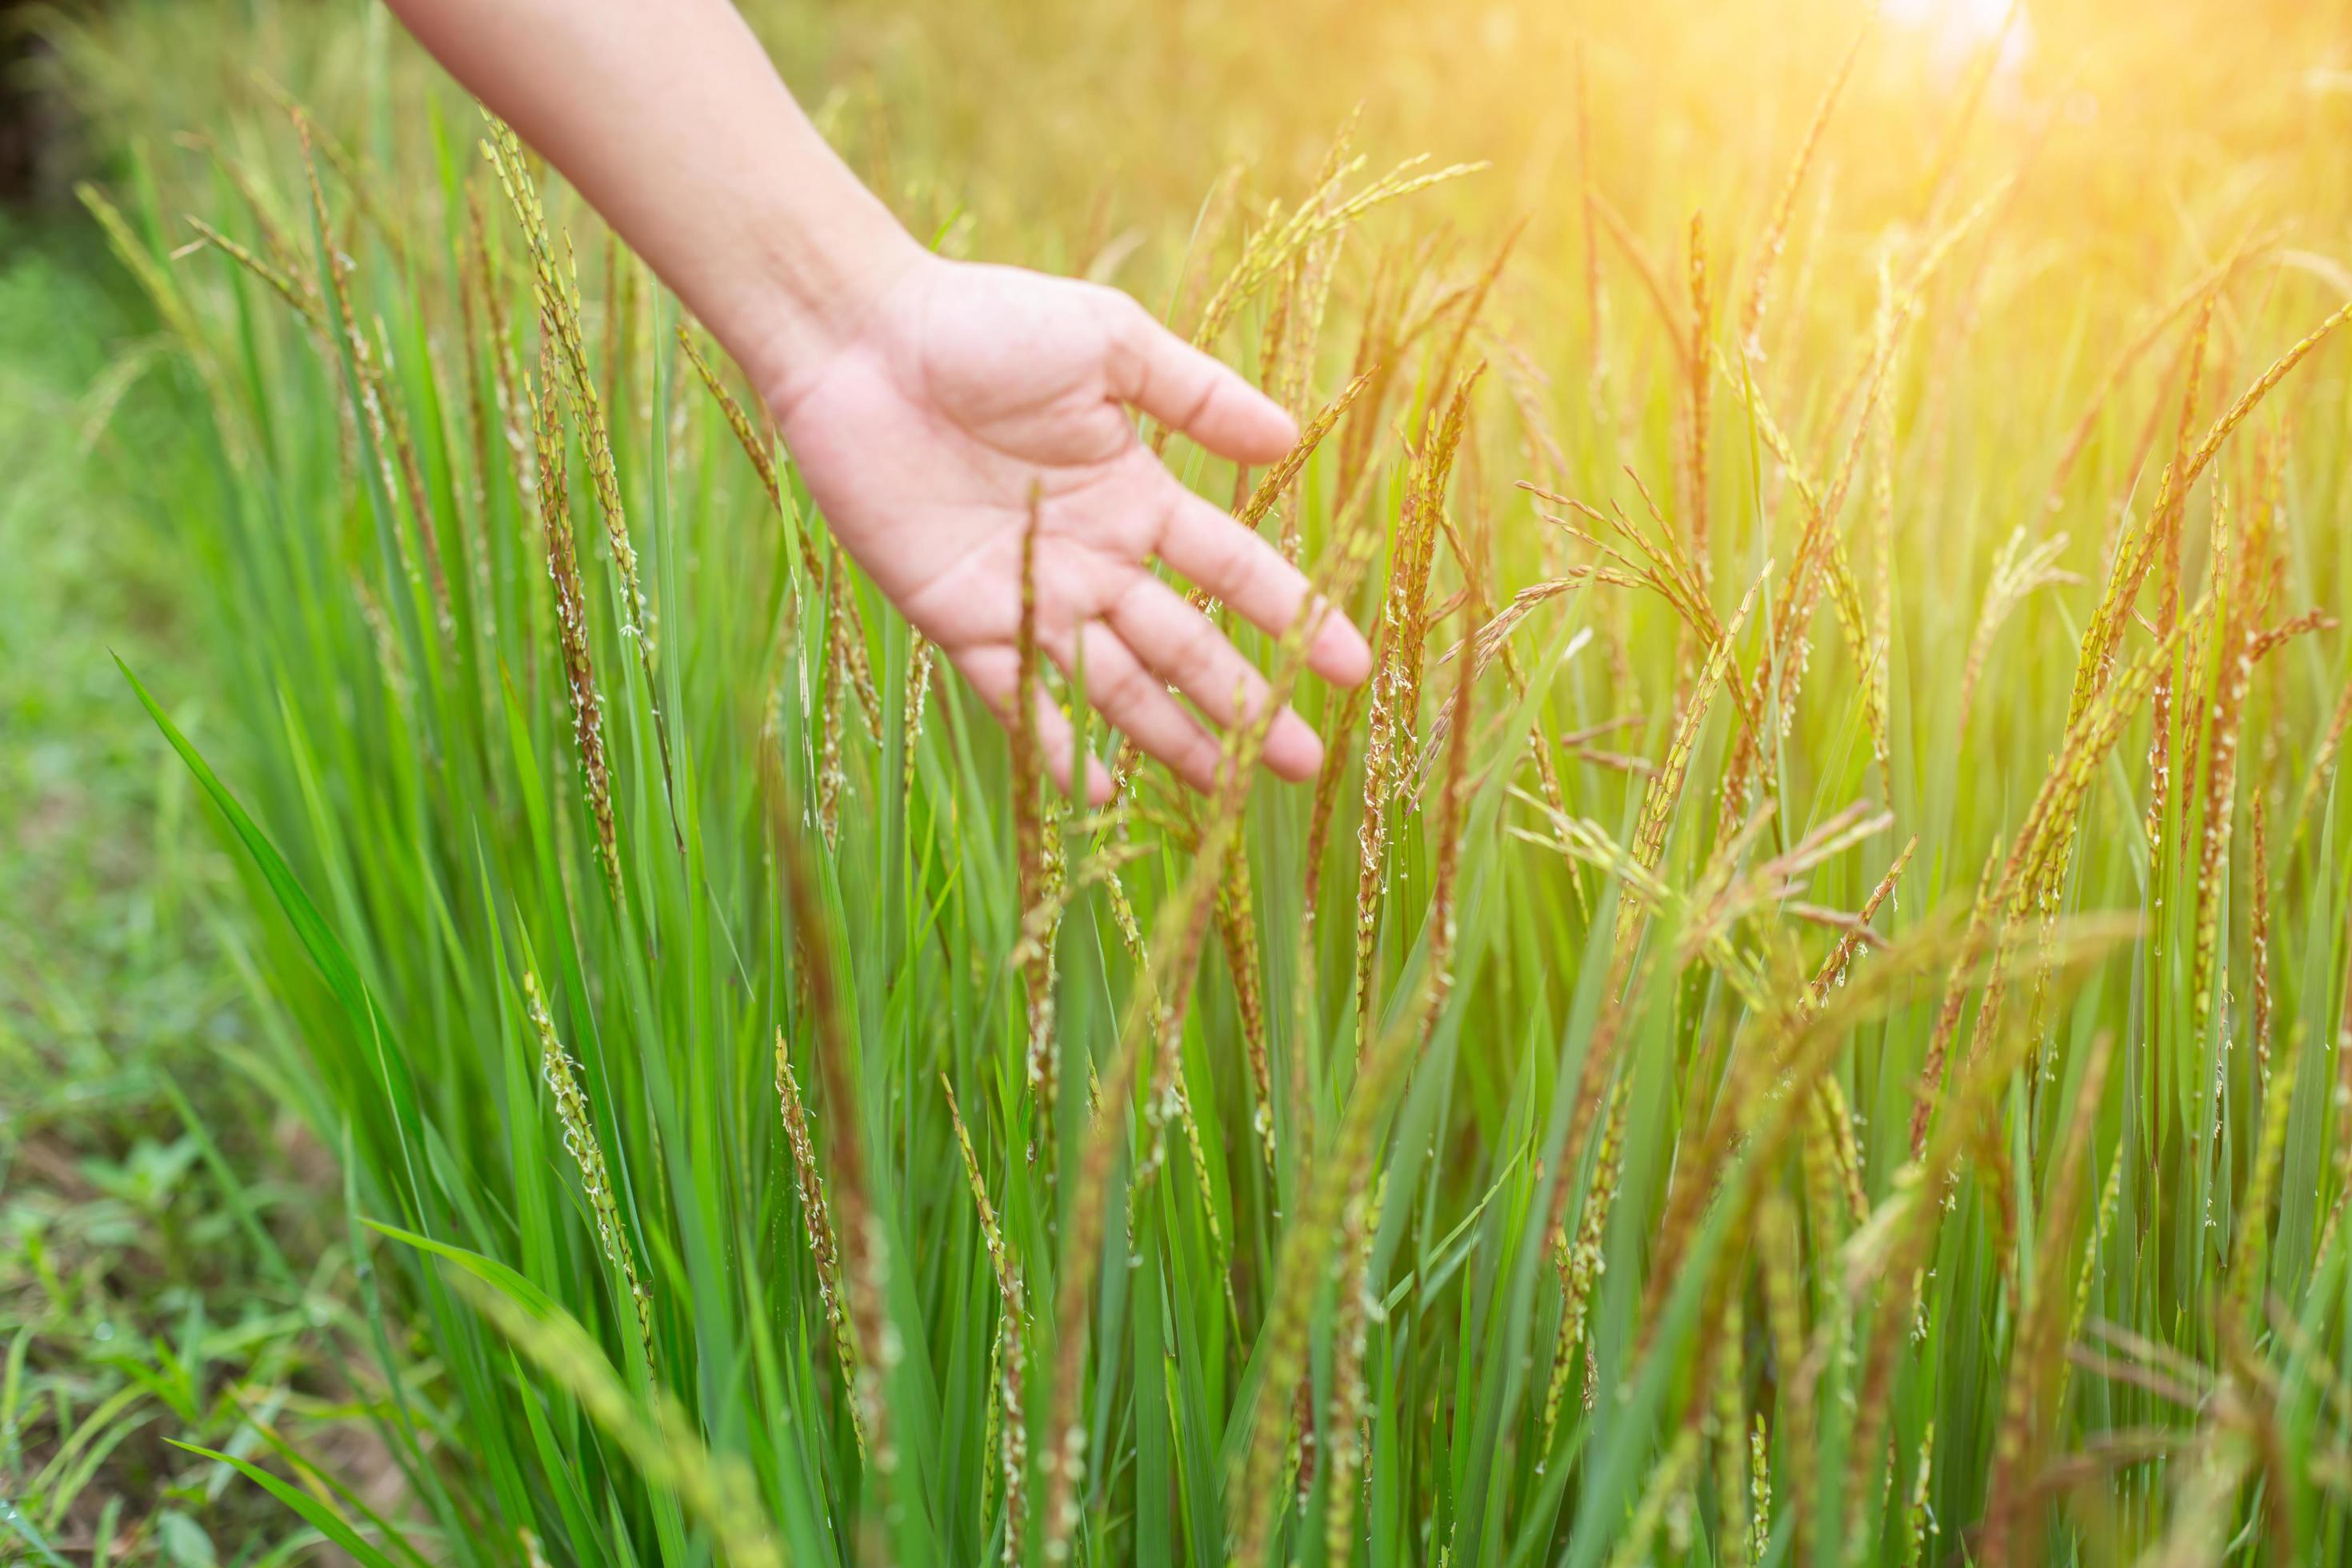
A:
[
  {"left": 1601, "top": 1423, "right": 1702, "bottom": 1568},
  {"left": 943, "top": 1074, "right": 1028, "bottom": 1562},
  {"left": 525, "top": 970, "right": 654, "bottom": 1373},
  {"left": 1586, "top": 186, "right": 1694, "bottom": 373},
  {"left": 675, "top": 318, "right": 880, "bottom": 726},
  {"left": 2042, "top": 242, "right": 2262, "bottom": 517},
  {"left": 1354, "top": 378, "right": 1475, "bottom": 1035},
  {"left": 1711, "top": 1290, "right": 1750, "bottom": 1568},
  {"left": 900, "top": 631, "right": 935, "bottom": 803},
  {"left": 1541, "top": 1072, "right": 1627, "bottom": 1456},
  {"left": 2232, "top": 1022, "right": 2302, "bottom": 1321},
  {"left": 1900, "top": 1423, "right": 1937, "bottom": 1568},
  {"left": 1188, "top": 153, "right": 1488, "bottom": 360},
  {"left": 302, "top": 120, "right": 450, "bottom": 627},
  {"left": 1053, "top": 492, "right": 1387, "bottom": 1568},
  {"left": 1684, "top": 211, "right": 1713, "bottom": 585},
  {"left": 1741, "top": 3, "right": 1872, "bottom": 358},
  {"left": 1758, "top": 1195, "right": 1806, "bottom": 1549},
  {"left": 815, "top": 583, "right": 850, "bottom": 849},
  {"left": 1981, "top": 1028, "right": 2113, "bottom": 1567},
  {"left": 766, "top": 785, "right": 897, "bottom": 1477},
  {"left": 1956, "top": 527, "right": 2082, "bottom": 738},
  {"left": 1214, "top": 858, "right": 1276, "bottom": 1170},
  {"left": 2250, "top": 790, "right": 2274, "bottom": 1076},
  {"left": 1012, "top": 495, "right": 1058, "bottom": 1130},
  {"left": 777, "top": 1030, "right": 866, "bottom": 1458},
  {"left": 182, "top": 215, "right": 321, "bottom": 329},
  {"left": 1302, "top": 675, "right": 1366, "bottom": 936},
  {"left": 1322, "top": 1173, "right": 1386, "bottom": 1568},
  {"left": 528, "top": 331, "right": 622, "bottom": 902},
  {"left": 452, "top": 1278, "right": 781, "bottom": 1568},
  {"left": 468, "top": 174, "right": 534, "bottom": 514},
  {"left": 484, "top": 114, "right": 682, "bottom": 846},
  {"left": 2139, "top": 303, "right": 2214, "bottom": 869},
  {"left": 1237, "top": 369, "right": 1375, "bottom": 538},
  {"left": 180, "top": 129, "right": 308, "bottom": 288},
  {"left": 2288, "top": 669, "right": 2352, "bottom": 850}
]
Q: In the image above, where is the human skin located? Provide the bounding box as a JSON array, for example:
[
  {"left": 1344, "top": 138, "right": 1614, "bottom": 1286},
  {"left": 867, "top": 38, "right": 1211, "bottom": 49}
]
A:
[{"left": 383, "top": 0, "right": 1374, "bottom": 802}]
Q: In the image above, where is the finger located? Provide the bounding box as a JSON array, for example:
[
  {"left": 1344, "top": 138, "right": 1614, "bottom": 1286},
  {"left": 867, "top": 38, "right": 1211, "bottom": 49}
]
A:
[
  {"left": 1041, "top": 620, "right": 1223, "bottom": 794},
  {"left": 1153, "top": 485, "right": 1374, "bottom": 686},
  {"left": 1098, "top": 290, "right": 1298, "bottom": 464},
  {"left": 954, "top": 646, "right": 1115, "bottom": 806},
  {"left": 1108, "top": 575, "right": 1325, "bottom": 782}
]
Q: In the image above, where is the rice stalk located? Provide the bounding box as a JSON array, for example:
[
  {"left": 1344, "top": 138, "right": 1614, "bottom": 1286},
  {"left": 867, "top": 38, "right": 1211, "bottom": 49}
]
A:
[
  {"left": 778, "top": 1030, "right": 866, "bottom": 1460},
  {"left": 1711, "top": 1289, "right": 1750, "bottom": 1568},
  {"left": 1322, "top": 1173, "right": 1386, "bottom": 1568},
  {"left": 676, "top": 317, "right": 869, "bottom": 689},
  {"left": 1601, "top": 1423, "right": 1702, "bottom": 1568},
  {"left": 766, "top": 775, "right": 895, "bottom": 1476},
  {"left": 483, "top": 114, "right": 682, "bottom": 847},
  {"left": 450, "top": 1276, "right": 781, "bottom": 1568},
  {"left": 524, "top": 970, "right": 654, "bottom": 1374},
  {"left": 2042, "top": 241, "right": 2264, "bottom": 517},
  {"left": 182, "top": 216, "right": 320, "bottom": 330},
  {"left": 1540, "top": 1072, "right": 1627, "bottom": 1455},
  {"left": 1048, "top": 492, "right": 1387, "bottom": 1568},
  {"left": 1354, "top": 376, "right": 1477, "bottom": 1035},
  {"left": 1685, "top": 212, "right": 1713, "bottom": 585},
  {"left": 944, "top": 1074, "right": 1028, "bottom": 1562},
  {"left": 1013, "top": 496, "right": 1059, "bottom": 1130},
  {"left": 1741, "top": 3, "right": 1873, "bottom": 358},
  {"left": 1981, "top": 1028, "right": 2114, "bottom": 1568},
  {"left": 302, "top": 120, "right": 450, "bottom": 629},
  {"left": 1900, "top": 1423, "right": 1937, "bottom": 1568},
  {"left": 527, "top": 332, "right": 622, "bottom": 903},
  {"left": 1186, "top": 151, "right": 1485, "bottom": 374},
  {"left": 1957, "top": 527, "right": 2082, "bottom": 738},
  {"left": 1214, "top": 861, "right": 1276, "bottom": 1170}
]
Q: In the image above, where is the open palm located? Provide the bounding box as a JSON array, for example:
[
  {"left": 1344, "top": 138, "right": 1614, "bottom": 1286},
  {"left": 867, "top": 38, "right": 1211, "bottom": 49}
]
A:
[{"left": 767, "top": 256, "right": 1373, "bottom": 802}]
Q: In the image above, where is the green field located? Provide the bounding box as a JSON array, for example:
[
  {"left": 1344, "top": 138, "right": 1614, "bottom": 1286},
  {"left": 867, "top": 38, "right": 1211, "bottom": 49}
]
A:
[{"left": 10, "top": 2, "right": 2352, "bottom": 1564}]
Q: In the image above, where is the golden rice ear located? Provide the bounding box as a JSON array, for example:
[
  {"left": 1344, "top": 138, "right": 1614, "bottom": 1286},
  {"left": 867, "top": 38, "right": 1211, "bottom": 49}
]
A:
[
  {"left": 1683, "top": 210, "right": 1712, "bottom": 589},
  {"left": 1740, "top": 4, "right": 1873, "bottom": 358}
]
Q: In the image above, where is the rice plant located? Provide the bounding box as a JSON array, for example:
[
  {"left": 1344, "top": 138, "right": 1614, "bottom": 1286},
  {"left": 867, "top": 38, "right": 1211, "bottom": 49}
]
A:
[{"left": 29, "top": 0, "right": 2352, "bottom": 1563}]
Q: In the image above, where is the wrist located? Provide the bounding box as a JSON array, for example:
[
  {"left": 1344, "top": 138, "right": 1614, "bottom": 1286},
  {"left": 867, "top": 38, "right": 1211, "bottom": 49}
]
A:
[{"left": 729, "top": 181, "right": 929, "bottom": 422}]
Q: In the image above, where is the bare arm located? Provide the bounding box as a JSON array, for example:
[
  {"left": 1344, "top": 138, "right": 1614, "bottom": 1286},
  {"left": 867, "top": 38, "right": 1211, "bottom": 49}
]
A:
[
  {"left": 384, "top": 0, "right": 1372, "bottom": 798},
  {"left": 386, "top": 0, "right": 914, "bottom": 402}
]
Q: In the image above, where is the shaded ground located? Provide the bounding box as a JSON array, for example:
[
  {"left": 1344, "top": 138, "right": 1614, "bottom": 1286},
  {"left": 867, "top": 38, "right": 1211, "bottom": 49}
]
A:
[{"left": 0, "top": 211, "right": 384, "bottom": 1565}]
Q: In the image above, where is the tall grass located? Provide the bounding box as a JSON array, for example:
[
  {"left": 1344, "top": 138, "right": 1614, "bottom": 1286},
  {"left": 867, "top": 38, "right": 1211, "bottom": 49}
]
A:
[{"left": 41, "top": 1, "right": 2352, "bottom": 1563}]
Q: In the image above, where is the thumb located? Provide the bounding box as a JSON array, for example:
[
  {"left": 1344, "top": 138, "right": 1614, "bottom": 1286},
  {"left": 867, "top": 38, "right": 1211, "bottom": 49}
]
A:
[{"left": 1098, "top": 290, "right": 1298, "bottom": 463}]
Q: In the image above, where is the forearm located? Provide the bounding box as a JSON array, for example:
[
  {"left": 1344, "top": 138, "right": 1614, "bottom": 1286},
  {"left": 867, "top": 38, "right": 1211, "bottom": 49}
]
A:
[{"left": 385, "top": 0, "right": 922, "bottom": 402}]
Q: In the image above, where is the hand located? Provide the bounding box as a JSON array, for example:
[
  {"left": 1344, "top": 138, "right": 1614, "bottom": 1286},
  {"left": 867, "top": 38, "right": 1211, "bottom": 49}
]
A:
[{"left": 762, "top": 254, "right": 1374, "bottom": 805}]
